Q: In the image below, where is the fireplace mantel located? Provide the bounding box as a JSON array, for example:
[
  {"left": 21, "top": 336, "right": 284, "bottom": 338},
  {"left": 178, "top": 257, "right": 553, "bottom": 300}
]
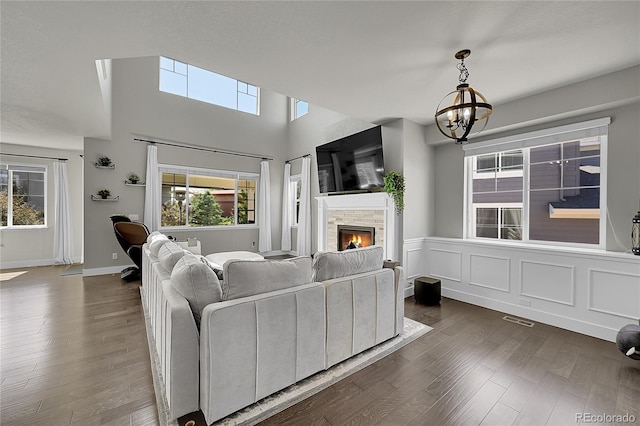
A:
[{"left": 316, "top": 192, "right": 398, "bottom": 260}]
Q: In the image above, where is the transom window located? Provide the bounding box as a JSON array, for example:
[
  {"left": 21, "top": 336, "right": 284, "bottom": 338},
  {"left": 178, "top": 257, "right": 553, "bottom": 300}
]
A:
[
  {"left": 1, "top": 163, "right": 46, "bottom": 227},
  {"left": 159, "top": 56, "right": 260, "bottom": 115},
  {"left": 291, "top": 98, "right": 309, "bottom": 120},
  {"left": 464, "top": 118, "right": 609, "bottom": 248},
  {"left": 159, "top": 165, "right": 257, "bottom": 228}
]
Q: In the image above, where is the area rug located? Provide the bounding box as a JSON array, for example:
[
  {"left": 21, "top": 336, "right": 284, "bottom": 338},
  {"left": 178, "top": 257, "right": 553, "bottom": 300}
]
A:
[{"left": 141, "top": 288, "right": 431, "bottom": 426}]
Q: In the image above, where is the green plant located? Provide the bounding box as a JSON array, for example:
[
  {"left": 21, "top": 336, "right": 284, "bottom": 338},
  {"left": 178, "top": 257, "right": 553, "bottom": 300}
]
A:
[
  {"left": 383, "top": 171, "right": 404, "bottom": 214},
  {"left": 97, "top": 188, "right": 111, "bottom": 199},
  {"left": 127, "top": 172, "right": 140, "bottom": 184},
  {"left": 97, "top": 155, "right": 112, "bottom": 167}
]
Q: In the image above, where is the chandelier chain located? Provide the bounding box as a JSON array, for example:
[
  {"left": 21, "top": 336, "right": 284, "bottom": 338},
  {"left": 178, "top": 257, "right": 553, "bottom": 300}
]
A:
[{"left": 457, "top": 60, "right": 469, "bottom": 84}]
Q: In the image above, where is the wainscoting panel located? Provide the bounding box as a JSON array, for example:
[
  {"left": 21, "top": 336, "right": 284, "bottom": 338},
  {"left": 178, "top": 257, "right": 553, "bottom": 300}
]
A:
[
  {"left": 469, "top": 254, "right": 510, "bottom": 292},
  {"left": 429, "top": 248, "right": 462, "bottom": 283},
  {"left": 402, "top": 238, "right": 426, "bottom": 297},
  {"left": 423, "top": 237, "right": 640, "bottom": 342},
  {"left": 521, "top": 260, "right": 575, "bottom": 306},
  {"left": 589, "top": 269, "right": 640, "bottom": 320}
]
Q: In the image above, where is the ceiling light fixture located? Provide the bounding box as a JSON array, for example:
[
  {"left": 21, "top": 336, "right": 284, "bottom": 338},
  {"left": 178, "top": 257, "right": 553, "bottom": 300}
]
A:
[{"left": 435, "top": 49, "right": 492, "bottom": 144}]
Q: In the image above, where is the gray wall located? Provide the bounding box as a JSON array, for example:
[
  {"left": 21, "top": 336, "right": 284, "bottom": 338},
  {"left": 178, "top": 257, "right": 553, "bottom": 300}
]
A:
[
  {"left": 428, "top": 65, "right": 640, "bottom": 251},
  {"left": 83, "top": 56, "right": 290, "bottom": 270},
  {"left": 402, "top": 119, "right": 433, "bottom": 239},
  {"left": 0, "top": 143, "right": 84, "bottom": 267}
]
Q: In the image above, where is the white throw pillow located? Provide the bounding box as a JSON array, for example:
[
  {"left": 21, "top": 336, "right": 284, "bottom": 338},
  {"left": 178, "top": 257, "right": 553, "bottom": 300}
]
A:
[
  {"left": 171, "top": 254, "right": 223, "bottom": 327},
  {"left": 158, "top": 241, "right": 187, "bottom": 272},
  {"left": 312, "top": 246, "right": 383, "bottom": 282},
  {"left": 146, "top": 231, "right": 165, "bottom": 244},
  {"left": 148, "top": 235, "right": 170, "bottom": 257},
  {"left": 222, "top": 256, "right": 312, "bottom": 301}
]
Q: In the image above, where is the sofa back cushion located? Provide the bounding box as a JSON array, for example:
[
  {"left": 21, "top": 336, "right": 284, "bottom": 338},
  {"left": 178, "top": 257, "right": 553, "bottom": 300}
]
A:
[
  {"left": 158, "top": 241, "right": 187, "bottom": 272},
  {"left": 171, "top": 253, "right": 223, "bottom": 327},
  {"left": 222, "top": 256, "right": 312, "bottom": 301},
  {"left": 149, "top": 234, "right": 170, "bottom": 257},
  {"left": 312, "top": 246, "right": 384, "bottom": 282}
]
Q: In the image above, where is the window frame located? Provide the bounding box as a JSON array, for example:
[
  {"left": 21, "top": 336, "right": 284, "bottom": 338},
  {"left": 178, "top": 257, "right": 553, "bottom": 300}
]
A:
[
  {"left": 158, "top": 163, "right": 259, "bottom": 230},
  {"left": 290, "top": 98, "right": 309, "bottom": 121},
  {"left": 1, "top": 162, "right": 48, "bottom": 229},
  {"left": 463, "top": 118, "right": 609, "bottom": 250},
  {"left": 289, "top": 174, "right": 302, "bottom": 226}
]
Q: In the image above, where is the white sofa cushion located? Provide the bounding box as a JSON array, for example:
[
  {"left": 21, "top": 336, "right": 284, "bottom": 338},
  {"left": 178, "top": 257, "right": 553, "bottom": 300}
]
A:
[
  {"left": 158, "top": 241, "right": 187, "bottom": 272},
  {"left": 312, "top": 246, "right": 383, "bottom": 281},
  {"left": 149, "top": 234, "right": 170, "bottom": 257},
  {"left": 222, "top": 256, "right": 312, "bottom": 301},
  {"left": 147, "top": 231, "right": 164, "bottom": 243},
  {"left": 171, "top": 254, "right": 223, "bottom": 327}
]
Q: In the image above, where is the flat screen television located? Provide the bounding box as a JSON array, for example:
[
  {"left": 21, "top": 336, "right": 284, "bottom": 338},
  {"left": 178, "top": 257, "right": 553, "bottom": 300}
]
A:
[{"left": 316, "top": 126, "right": 385, "bottom": 194}]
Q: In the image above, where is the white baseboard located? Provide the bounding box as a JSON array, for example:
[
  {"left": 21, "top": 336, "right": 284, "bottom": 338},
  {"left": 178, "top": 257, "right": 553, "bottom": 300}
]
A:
[
  {"left": 442, "top": 287, "right": 619, "bottom": 342},
  {"left": 1, "top": 256, "right": 82, "bottom": 270}
]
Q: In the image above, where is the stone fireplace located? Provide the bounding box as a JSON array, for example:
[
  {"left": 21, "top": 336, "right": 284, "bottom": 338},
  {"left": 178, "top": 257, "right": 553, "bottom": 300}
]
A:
[{"left": 316, "top": 192, "right": 398, "bottom": 260}]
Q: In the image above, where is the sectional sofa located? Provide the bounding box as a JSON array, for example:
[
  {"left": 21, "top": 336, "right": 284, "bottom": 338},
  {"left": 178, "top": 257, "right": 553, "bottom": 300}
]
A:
[{"left": 141, "top": 232, "right": 404, "bottom": 425}]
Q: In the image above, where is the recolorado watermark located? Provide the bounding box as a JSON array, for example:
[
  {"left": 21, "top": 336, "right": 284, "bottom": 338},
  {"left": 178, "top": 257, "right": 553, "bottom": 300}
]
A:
[{"left": 576, "top": 413, "right": 636, "bottom": 423}]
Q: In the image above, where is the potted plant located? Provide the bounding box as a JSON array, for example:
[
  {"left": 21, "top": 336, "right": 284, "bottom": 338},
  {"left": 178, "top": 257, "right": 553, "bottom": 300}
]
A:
[
  {"left": 127, "top": 172, "right": 140, "bottom": 184},
  {"left": 97, "top": 155, "right": 112, "bottom": 167},
  {"left": 97, "top": 188, "right": 111, "bottom": 199},
  {"left": 383, "top": 170, "right": 405, "bottom": 215}
]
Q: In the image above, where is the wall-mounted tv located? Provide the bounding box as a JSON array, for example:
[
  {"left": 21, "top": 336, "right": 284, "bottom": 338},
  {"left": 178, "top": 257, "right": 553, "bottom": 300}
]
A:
[{"left": 316, "top": 126, "right": 385, "bottom": 194}]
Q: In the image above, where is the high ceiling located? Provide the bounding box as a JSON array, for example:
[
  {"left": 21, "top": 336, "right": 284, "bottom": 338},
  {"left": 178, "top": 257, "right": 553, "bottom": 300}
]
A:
[{"left": 2, "top": 1, "right": 639, "bottom": 151}]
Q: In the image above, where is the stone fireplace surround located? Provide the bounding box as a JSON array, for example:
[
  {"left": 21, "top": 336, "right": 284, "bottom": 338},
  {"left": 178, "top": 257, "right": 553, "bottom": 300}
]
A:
[{"left": 316, "top": 192, "right": 398, "bottom": 261}]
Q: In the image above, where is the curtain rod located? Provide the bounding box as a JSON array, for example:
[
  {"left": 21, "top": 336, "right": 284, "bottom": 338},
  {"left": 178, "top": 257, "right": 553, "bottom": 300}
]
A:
[
  {"left": 133, "top": 138, "right": 273, "bottom": 161},
  {"left": 0, "top": 152, "right": 68, "bottom": 161},
  {"left": 285, "top": 153, "right": 311, "bottom": 163}
]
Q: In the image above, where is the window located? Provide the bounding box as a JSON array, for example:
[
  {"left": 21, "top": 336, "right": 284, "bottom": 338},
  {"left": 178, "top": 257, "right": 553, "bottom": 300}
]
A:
[
  {"left": 464, "top": 118, "right": 609, "bottom": 248},
  {"left": 159, "top": 165, "right": 257, "bottom": 228},
  {"left": 159, "top": 56, "right": 260, "bottom": 115},
  {"left": 289, "top": 174, "right": 302, "bottom": 225},
  {"left": 291, "top": 98, "right": 309, "bottom": 120},
  {"left": 1, "top": 163, "right": 46, "bottom": 227}
]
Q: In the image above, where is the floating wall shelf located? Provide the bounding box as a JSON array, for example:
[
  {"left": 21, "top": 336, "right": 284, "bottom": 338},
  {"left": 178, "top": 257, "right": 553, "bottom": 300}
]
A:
[
  {"left": 94, "top": 163, "right": 116, "bottom": 169},
  {"left": 124, "top": 181, "right": 146, "bottom": 187},
  {"left": 91, "top": 195, "right": 120, "bottom": 201}
]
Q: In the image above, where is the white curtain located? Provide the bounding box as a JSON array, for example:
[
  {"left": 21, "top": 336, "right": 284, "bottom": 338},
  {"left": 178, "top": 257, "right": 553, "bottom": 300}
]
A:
[
  {"left": 144, "top": 144, "right": 161, "bottom": 231},
  {"left": 281, "top": 163, "right": 292, "bottom": 252},
  {"left": 53, "top": 161, "right": 73, "bottom": 264},
  {"left": 296, "top": 156, "right": 311, "bottom": 256},
  {"left": 258, "top": 160, "right": 272, "bottom": 252}
]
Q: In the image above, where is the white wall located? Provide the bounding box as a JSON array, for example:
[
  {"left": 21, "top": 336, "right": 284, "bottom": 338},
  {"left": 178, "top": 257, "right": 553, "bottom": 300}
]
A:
[
  {"left": 83, "top": 56, "right": 290, "bottom": 272},
  {"left": 0, "top": 144, "right": 84, "bottom": 268}
]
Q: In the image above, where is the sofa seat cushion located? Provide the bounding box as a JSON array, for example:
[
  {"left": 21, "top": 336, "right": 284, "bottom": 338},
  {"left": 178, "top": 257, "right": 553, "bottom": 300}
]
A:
[
  {"left": 171, "top": 253, "right": 223, "bottom": 327},
  {"left": 312, "top": 246, "right": 384, "bottom": 282},
  {"left": 158, "top": 241, "right": 187, "bottom": 272},
  {"left": 222, "top": 256, "right": 312, "bottom": 301}
]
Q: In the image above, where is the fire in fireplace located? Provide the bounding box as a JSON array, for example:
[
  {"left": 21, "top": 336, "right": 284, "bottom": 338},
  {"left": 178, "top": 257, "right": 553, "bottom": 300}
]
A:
[{"left": 337, "top": 225, "right": 376, "bottom": 251}]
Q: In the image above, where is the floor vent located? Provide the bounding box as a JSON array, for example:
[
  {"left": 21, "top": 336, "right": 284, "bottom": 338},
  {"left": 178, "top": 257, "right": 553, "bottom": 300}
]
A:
[{"left": 503, "top": 315, "right": 535, "bottom": 327}]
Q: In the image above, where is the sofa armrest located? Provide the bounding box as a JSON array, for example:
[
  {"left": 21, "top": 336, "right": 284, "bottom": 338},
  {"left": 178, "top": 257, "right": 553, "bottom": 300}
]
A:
[{"left": 199, "top": 282, "right": 326, "bottom": 425}]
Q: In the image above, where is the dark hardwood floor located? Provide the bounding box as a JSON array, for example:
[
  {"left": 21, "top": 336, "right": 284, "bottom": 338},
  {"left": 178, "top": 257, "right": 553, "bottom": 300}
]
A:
[{"left": 1, "top": 266, "right": 639, "bottom": 425}]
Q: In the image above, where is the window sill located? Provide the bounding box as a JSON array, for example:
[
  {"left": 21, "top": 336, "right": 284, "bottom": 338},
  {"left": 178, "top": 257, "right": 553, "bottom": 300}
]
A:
[
  {"left": 1, "top": 225, "right": 48, "bottom": 230},
  {"left": 160, "top": 225, "right": 259, "bottom": 232}
]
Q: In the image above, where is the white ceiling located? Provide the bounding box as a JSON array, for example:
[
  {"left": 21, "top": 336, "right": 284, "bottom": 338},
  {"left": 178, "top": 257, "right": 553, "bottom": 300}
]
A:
[{"left": 2, "top": 1, "right": 639, "bottom": 151}]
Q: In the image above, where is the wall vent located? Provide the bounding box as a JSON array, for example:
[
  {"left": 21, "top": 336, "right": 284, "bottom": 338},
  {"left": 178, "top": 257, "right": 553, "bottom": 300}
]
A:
[{"left": 503, "top": 315, "right": 535, "bottom": 327}]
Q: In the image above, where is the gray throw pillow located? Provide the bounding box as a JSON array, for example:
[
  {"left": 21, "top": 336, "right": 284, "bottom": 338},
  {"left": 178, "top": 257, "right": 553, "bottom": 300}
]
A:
[
  {"left": 158, "top": 241, "right": 187, "bottom": 272},
  {"left": 222, "top": 256, "right": 312, "bottom": 301},
  {"left": 171, "top": 253, "right": 223, "bottom": 327},
  {"left": 312, "top": 246, "right": 383, "bottom": 281}
]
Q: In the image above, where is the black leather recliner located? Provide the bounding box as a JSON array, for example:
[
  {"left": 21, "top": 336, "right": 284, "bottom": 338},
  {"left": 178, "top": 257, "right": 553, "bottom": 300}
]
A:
[{"left": 110, "top": 215, "right": 150, "bottom": 282}]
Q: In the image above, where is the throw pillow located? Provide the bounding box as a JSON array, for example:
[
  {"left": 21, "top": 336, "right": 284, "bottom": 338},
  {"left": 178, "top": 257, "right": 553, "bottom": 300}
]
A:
[
  {"left": 171, "top": 254, "right": 223, "bottom": 327},
  {"left": 312, "top": 246, "right": 383, "bottom": 281},
  {"left": 158, "top": 241, "right": 187, "bottom": 272},
  {"left": 148, "top": 235, "right": 170, "bottom": 257},
  {"left": 222, "top": 256, "right": 312, "bottom": 301}
]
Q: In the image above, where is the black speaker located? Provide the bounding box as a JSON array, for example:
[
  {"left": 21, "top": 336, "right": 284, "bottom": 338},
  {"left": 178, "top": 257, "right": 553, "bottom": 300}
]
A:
[{"left": 414, "top": 276, "right": 441, "bottom": 305}]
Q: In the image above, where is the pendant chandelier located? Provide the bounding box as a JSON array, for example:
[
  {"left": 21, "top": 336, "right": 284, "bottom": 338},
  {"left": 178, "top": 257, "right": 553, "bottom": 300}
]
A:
[{"left": 435, "top": 49, "right": 492, "bottom": 144}]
